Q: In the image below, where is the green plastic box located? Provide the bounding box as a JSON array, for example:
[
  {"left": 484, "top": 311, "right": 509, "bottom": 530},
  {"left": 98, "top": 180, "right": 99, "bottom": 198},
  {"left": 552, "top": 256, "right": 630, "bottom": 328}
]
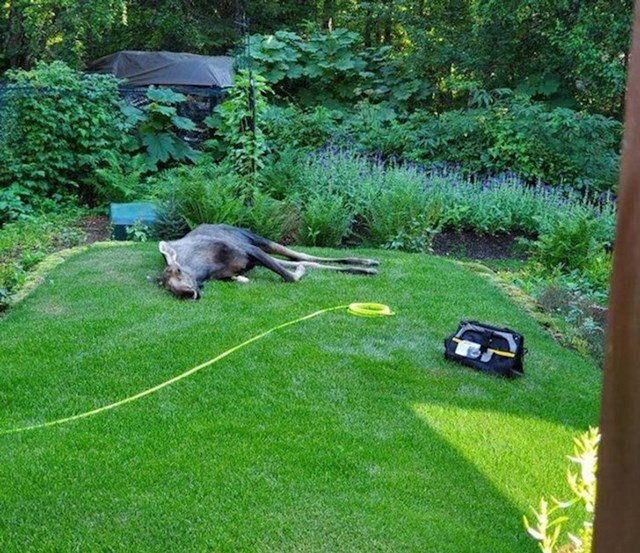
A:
[{"left": 109, "top": 202, "right": 157, "bottom": 240}]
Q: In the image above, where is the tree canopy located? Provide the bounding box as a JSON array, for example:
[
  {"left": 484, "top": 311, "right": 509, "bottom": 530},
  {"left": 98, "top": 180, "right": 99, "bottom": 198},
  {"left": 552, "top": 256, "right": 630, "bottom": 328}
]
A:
[{"left": 1, "top": 0, "right": 633, "bottom": 116}]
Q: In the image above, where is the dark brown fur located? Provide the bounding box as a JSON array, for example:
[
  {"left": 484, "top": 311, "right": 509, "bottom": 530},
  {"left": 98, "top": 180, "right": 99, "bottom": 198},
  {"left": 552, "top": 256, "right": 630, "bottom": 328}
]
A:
[{"left": 159, "top": 224, "right": 378, "bottom": 299}]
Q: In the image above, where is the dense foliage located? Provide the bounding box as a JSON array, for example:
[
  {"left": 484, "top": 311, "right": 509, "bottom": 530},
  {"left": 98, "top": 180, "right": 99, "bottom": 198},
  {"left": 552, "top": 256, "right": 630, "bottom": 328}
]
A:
[
  {"left": 263, "top": 101, "right": 622, "bottom": 192},
  {"left": 0, "top": 61, "right": 130, "bottom": 216},
  {"left": 1, "top": 1, "right": 633, "bottom": 117}
]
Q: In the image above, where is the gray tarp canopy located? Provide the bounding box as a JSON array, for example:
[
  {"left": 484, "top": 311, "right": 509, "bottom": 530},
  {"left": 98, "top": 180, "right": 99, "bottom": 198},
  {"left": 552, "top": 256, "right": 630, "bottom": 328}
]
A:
[{"left": 87, "top": 50, "right": 235, "bottom": 88}]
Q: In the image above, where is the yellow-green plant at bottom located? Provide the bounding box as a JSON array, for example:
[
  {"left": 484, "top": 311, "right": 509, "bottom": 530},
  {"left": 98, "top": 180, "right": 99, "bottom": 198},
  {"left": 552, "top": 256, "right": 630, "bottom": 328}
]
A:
[{"left": 524, "top": 427, "right": 600, "bottom": 553}]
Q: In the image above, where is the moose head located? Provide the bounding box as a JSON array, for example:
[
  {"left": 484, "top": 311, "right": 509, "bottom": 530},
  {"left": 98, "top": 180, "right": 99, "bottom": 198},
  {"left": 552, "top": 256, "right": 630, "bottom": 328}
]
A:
[{"left": 159, "top": 241, "right": 200, "bottom": 300}]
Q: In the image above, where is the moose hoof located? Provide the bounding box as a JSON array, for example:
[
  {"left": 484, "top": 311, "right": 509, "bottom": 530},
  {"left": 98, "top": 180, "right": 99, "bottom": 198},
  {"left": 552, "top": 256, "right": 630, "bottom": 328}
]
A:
[{"left": 293, "top": 264, "right": 306, "bottom": 281}]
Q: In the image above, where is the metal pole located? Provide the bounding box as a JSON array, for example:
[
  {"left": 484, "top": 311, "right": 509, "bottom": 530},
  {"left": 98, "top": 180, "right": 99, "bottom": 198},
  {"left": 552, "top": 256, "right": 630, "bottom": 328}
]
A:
[{"left": 593, "top": 1, "right": 640, "bottom": 550}]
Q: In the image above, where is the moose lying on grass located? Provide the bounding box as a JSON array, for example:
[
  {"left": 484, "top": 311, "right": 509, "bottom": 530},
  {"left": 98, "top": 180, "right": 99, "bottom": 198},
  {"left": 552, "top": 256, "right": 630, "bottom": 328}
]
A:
[{"left": 159, "top": 224, "right": 379, "bottom": 299}]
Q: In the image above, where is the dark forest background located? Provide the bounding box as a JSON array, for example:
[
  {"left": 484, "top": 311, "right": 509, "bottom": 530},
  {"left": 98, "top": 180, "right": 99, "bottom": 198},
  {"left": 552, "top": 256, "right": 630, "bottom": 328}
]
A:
[{"left": 1, "top": 0, "right": 633, "bottom": 118}]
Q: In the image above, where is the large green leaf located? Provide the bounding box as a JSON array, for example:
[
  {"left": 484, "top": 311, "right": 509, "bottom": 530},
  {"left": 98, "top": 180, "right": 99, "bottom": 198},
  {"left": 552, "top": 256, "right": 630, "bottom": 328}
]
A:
[
  {"left": 171, "top": 115, "right": 196, "bottom": 131},
  {"left": 141, "top": 132, "right": 175, "bottom": 162},
  {"left": 146, "top": 87, "right": 186, "bottom": 104}
]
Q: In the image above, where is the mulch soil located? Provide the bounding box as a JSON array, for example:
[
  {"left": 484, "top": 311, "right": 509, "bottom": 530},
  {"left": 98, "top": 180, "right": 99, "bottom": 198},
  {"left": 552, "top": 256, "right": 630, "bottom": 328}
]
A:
[
  {"left": 78, "top": 215, "right": 112, "bottom": 244},
  {"left": 431, "top": 230, "right": 531, "bottom": 260}
]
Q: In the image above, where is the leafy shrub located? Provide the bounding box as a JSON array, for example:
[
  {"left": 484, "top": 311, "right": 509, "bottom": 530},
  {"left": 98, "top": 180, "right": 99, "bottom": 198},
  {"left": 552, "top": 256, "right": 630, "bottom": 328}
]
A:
[
  {"left": 155, "top": 160, "right": 298, "bottom": 241},
  {"left": 248, "top": 29, "right": 368, "bottom": 106},
  {"left": 524, "top": 427, "right": 599, "bottom": 552},
  {"left": 363, "top": 171, "right": 440, "bottom": 251},
  {"left": 94, "top": 152, "right": 147, "bottom": 204},
  {"left": 258, "top": 147, "right": 306, "bottom": 200},
  {"left": 535, "top": 273, "right": 609, "bottom": 366},
  {"left": 124, "top": 87, "right": 199, "bottom": 171},
  {"left": 0, "top": 61, "right": 131, "bottom": 212},
  {"left": 263, "top": 105, "right": 345, "bottom": 155},
  {"left": 244, "top": 188, "right": 298, "bottom": 243},
  {"left": 248, "top": 28, "right": 433, "bottom": 111},
  {"left": 532, "top": 212, "right": 611, "bottom": 273},
  {"left": 298, "top": 191, "right": 353, "bottom": 247},
  {"left": 205, "top": 70, "right": 271, "bottom": 178},
  {"left": 157, "top": 163, "right": 247, "bottom": 229},
  {"left": 0, "top": 186, "right": 34, "bottom": 223},
  {"left": 150, "top": 191, "right": 190, "bottom": 241}
]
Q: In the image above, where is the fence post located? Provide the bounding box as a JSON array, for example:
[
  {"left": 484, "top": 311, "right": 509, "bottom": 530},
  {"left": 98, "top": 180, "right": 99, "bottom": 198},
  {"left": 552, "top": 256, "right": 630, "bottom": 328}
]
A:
[{"left": 593, "top": 1, "right": 640, "bottom": 550}]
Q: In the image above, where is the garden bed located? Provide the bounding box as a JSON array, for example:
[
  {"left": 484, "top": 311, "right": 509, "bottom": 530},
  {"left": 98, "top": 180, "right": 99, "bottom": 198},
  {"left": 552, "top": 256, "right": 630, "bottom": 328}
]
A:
[{"left": 431, "top": 231, "right": 531, "bottom": 260}]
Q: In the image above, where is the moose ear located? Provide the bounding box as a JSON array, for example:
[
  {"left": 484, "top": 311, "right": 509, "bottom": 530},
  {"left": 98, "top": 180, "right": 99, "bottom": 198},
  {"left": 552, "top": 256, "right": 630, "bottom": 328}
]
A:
[{"left": 159, "top": 241, "right": 179, "bottom": 266}]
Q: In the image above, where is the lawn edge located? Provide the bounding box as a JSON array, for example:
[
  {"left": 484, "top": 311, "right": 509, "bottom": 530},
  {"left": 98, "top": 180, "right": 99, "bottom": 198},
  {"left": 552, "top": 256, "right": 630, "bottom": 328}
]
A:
[{"left": 7, "top": 241, "right": 137, "bottom": 310}]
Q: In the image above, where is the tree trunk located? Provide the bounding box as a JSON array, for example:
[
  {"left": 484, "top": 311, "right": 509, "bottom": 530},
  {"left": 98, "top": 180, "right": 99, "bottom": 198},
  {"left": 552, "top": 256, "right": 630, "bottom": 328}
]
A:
[
  {"left": 321, "top": 0, "right": 333, "bottom": 30},
  {"left": 3, "top": 0, "right": 28, "bottom": 69}
]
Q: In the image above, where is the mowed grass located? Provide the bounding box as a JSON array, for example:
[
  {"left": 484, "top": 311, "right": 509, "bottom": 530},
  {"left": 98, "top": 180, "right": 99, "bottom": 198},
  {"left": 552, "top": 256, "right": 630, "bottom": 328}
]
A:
[{"left": 0, "top": 243, "right": 601, "bottom": 552}]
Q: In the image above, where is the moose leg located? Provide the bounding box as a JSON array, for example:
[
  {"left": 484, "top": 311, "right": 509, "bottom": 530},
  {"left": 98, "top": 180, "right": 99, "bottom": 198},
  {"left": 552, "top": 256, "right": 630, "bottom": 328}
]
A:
[
  {"left": 247, "top": 246, "right": 306, "bottom": 282},
  {"left": 260, "top": 241, "right": 379, "bottom": 267},
  {"left": 278, "top": 260, "right": 378, "bottom": 276},
  {"left": 234, "top": 226, "right": 379, "bottom": 267}
]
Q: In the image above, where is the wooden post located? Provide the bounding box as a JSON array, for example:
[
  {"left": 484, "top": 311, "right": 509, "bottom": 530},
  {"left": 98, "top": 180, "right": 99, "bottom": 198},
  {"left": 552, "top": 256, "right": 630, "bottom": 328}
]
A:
[{"left": 593, "top": 1, "right": 640, "bottom": 550}]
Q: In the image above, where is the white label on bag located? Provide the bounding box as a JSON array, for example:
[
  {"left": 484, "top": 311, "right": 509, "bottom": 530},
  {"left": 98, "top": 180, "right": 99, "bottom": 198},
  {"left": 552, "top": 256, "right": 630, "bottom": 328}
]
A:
[{"left": 455, "top": 340, "right": 482, "bottom": 359}]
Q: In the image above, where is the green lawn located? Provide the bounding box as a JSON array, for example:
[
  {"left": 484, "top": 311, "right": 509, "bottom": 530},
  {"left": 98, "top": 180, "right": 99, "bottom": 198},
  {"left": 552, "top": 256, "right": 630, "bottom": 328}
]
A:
[{"left": 0, "top": 243, "right": 601, "bottom": 552}]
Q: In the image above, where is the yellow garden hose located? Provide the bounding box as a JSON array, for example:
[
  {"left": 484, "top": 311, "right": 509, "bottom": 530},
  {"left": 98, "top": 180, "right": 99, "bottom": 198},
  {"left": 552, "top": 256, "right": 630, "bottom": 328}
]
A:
[
  {"left": 347, "top": 302, "right": 395, "bottom": 317},
  {"left": 2, "top": 302, "right": 393, "bottom": 435}
]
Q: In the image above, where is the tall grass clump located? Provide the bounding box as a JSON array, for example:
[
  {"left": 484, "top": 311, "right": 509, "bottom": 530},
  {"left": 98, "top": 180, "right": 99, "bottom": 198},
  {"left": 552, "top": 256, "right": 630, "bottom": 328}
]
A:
[
  {"left": 152, "top": 160, "right": 298, "bottom": 243},
  {"left": 298, "top": 192, "right": 353, "bottom": 247},
  {"left": 156, "top": 163, "right": 247, "bottom": 229},
  {"left": 365, "top": 166, "right": 443, "bottom": 252}
]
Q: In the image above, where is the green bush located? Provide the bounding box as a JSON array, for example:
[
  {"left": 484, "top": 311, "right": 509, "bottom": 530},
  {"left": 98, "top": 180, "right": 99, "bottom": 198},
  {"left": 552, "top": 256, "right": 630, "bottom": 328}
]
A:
[
  {"left": 532, "top": 211, "right": 610, "bottom": 273},
  {"left": 266, "top": 98, "right": 621, "bottom": 194},
  {"left": 248, "top": 28, "right": 368, "bottom": 106},
  {"left": 397, "top": 100, "right": 621, "bottom": 193},
  {"left": 155, "top": 161, "right": 298, "bottom": 242},
  {"left": 158, "top": 163, "right": 247, "bottom": 229},
  {"left": 258, "top": 147, "right": 306, "bottom": 200},
  {"left": 298, "top": 191, "right": 353, "bottom": 247},
  {"left": 535, "top": 276, "right": 608, "bottom": 366},
  {"left": 0, "top": 61, "right": 131, "bottom": 213},
  {"left": 205, "top": 71, "right": 271, "bottom": 178},
  {"left": 244, "top": 188, "right": 298, "bottom": 243},
  {"left": 364, "top": 171, "right": 440, "bottom": 251},
  {"left": 149, "top": 191, "right": 190, "bottom": 241},
  {"left": 263, "top": 105, "right": 345, "bottom": 155},
  {"left": 124, "top": 87, "right": 199, "bottom": 171}
]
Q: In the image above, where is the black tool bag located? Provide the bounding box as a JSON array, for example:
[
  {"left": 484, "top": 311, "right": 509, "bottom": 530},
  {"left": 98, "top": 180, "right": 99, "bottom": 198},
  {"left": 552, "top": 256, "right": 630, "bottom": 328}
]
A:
[{"left": 444, "top": 321, "right": 525, "bottom": 378}]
